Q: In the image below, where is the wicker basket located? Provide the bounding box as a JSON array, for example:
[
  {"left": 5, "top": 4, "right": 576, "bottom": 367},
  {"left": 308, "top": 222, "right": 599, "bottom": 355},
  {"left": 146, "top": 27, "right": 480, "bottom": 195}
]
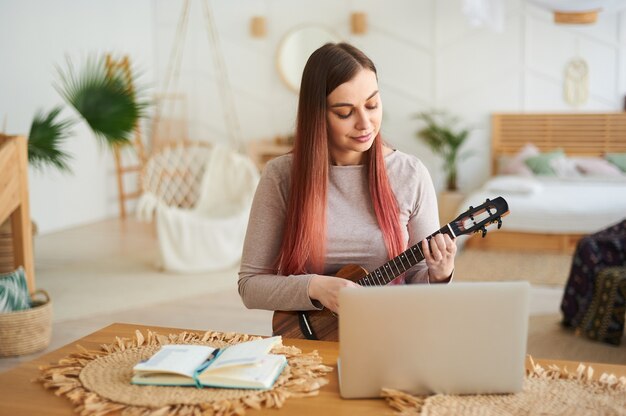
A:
[{"left": 0, "top": 289, "right": 52, "bottom": 357}]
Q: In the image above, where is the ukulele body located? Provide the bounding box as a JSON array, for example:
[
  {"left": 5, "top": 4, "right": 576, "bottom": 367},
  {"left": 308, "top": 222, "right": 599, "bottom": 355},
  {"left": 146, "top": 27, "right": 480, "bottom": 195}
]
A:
[{"left": 271, "top": 264, "right": 368, "bottom": 342}]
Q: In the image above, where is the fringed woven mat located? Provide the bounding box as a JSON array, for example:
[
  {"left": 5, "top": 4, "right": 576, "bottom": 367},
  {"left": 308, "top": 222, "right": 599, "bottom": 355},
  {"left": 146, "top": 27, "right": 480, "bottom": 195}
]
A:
[
  {"left": 37, "top": 330, "right": 332, "bottom": 416},
  {"left": 382, "top": 357, "right": 626, "bottom": 416}
]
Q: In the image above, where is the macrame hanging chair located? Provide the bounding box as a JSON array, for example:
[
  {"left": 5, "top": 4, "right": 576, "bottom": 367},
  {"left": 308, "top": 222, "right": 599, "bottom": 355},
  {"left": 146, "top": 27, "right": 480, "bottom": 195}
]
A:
[{"left": 137, "top": 0, "right": 259, "bottom": 273}]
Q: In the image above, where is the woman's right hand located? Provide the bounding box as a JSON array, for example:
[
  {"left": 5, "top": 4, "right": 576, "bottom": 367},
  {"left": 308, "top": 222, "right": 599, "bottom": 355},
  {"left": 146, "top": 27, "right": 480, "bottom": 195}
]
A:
[{"left": 308, "top": 275, "right": 360, "bottom": 314}]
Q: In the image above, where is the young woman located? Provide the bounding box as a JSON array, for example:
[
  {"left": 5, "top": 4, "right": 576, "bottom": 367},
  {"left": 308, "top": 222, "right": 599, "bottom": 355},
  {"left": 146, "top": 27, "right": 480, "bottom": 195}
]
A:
[{"left": 238, "top": 43, "right": 455, "bottom": 314}]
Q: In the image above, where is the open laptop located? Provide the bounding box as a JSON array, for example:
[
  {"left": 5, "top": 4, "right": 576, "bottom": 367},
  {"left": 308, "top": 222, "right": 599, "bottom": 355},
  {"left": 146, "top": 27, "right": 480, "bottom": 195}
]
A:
[{"left": 338, "top": 281, "right": 530, "bottom": 398}]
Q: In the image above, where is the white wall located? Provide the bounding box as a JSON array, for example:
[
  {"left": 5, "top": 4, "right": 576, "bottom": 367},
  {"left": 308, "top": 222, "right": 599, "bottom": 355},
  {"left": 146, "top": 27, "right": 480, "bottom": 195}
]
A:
[
  {"left": 154, "top": 0, "right": 626, "bottom": 192},
  {"left": 0, "top": 0, "right": 154, "bottom": 234},
  {"left": 1, "top": 0, "right": 625, "bottom": 234}
]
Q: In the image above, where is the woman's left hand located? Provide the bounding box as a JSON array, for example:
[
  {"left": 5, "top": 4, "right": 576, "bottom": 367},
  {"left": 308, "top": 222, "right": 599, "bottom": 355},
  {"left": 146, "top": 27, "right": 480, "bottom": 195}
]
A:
[{"left": 422, "top": 233, "right": 456, "bottom": 283}]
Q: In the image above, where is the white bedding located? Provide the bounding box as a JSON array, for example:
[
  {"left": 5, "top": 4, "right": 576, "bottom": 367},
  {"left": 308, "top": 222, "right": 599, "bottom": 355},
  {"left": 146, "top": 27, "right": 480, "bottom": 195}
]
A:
[{"left": 459, "top": 175, "right": 626, "bottom": 234}]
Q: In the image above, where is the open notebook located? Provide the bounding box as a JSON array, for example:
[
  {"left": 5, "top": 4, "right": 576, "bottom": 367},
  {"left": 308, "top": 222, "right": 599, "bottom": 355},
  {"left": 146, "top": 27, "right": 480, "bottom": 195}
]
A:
[{"left": 132, "top": 336, "right": 286, "bottom": 389}]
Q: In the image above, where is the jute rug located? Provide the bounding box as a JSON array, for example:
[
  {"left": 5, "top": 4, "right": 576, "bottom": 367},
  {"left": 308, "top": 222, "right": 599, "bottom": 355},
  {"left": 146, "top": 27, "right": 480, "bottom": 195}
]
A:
[
  {"left": 454, "top": 248, "right": 572, "bottom": 287},
  {"left": 37, "top": 330, "right": 332, "bottom": 416},
  {"left": 382, "top": 358, "right": 626, "bottom": 415}
]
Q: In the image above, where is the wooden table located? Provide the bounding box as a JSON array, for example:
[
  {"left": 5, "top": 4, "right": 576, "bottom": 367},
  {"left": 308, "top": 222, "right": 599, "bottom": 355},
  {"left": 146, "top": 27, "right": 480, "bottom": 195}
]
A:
[{"left": 1, "top": 322, "right": 625, "bottom": 415}]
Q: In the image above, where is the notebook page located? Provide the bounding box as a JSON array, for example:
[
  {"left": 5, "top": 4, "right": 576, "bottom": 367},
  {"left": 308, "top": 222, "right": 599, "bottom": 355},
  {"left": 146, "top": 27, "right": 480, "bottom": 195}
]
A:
[
  {"left": 209, "top": 336, "right": 281, "bottom": 370},
  {"left": 133, "top": 345, "right": 216, "bottom": 378}
]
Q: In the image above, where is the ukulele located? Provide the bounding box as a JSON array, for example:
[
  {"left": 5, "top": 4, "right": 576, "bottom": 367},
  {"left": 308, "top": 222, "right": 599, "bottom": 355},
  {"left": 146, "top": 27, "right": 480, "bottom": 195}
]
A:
[{"left": 271, "top": 196, "right": 509, "bottom": 341}]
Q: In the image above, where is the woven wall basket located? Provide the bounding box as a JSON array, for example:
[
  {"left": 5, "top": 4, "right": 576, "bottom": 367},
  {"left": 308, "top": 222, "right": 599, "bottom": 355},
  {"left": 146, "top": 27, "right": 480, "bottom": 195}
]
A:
[{"left": 0, "top": 289, "right": 52, "bottom": 357}]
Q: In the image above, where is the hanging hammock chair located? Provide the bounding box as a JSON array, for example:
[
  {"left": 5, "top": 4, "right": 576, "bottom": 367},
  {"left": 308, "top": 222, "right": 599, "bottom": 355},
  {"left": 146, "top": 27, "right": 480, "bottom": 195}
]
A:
[
  {"left": 136, "top": 142, "right": 259, "bottom": 272},
  {"left": 136, "top": 1, "right": 259, "bottom": 273}
]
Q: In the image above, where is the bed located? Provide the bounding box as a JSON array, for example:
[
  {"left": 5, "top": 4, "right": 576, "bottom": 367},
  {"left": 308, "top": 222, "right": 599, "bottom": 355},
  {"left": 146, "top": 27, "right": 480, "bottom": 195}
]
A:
[{"left": 462, "top": 113, "right": 626, "bottom": 253}]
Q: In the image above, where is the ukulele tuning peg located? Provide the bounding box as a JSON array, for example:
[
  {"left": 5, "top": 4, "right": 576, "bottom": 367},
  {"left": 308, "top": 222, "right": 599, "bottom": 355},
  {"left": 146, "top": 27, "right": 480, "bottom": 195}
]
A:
[
  {"left": 497, "top": 218, "right": 502, "bottom": 229},
  {"left": 481, "top": 226, "right": 488, "bottom": 238}
]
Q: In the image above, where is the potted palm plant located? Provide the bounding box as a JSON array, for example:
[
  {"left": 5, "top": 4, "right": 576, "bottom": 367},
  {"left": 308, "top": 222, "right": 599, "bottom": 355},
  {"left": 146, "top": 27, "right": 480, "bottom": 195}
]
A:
[
  {"left": 414, "top": 110, "right": 471, "bottom": 191},
  {"left": 27, "top": 54, "right": 147, "bottom": 173},
  {"left": 26, "top": 107, "right": 74, "bottom": 172},
  {"left": 56, "top": 56, "right": 147, "bottom": 150},
  {"left": 0, "top": 55, "right": 147, "bottom": 271},
  {"left": 414, "top": 110, "right": 472, "bottom": 223}
]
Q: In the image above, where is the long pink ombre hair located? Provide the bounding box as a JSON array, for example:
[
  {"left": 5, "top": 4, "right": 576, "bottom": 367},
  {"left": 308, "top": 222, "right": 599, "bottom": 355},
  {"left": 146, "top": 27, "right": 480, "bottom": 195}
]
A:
[{"left": 276, "top": 43, "right": 405, "bottom": 275}]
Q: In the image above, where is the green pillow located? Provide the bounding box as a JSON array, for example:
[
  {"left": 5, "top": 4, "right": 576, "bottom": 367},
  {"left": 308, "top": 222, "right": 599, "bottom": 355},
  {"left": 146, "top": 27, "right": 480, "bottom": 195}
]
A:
[
  {"left": 0, "top": 267, "right": 31, "bottom": 313},
  {"left": 605, "top": 153, "right": 626, "bottom": 172},
  {"left": 524, "top": 149, "right": 565, "bottom": 175}
]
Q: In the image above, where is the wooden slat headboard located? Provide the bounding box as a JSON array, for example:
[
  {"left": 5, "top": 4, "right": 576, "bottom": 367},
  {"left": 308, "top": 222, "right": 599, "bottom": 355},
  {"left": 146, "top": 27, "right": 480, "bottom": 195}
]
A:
[{"left": 491, "top": 113, "right": 626, "bottom": 174}]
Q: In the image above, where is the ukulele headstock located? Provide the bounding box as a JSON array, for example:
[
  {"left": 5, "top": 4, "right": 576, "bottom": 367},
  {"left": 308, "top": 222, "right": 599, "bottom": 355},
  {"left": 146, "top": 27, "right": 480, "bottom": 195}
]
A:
[{"left": 449, "top": 196, "right": 509, "bottom": 238}]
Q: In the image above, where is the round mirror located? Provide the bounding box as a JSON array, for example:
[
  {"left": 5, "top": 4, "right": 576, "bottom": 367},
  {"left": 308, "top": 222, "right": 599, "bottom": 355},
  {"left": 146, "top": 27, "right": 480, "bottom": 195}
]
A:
[{"left": 276, "top": 26, "right": 341, "bottom": 93}]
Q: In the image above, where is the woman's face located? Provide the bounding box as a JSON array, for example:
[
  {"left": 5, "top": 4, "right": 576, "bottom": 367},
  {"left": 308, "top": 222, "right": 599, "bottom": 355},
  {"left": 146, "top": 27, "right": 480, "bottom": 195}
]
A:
[{"left": 326, "top": 68, "right": 382, "bottom": 166}]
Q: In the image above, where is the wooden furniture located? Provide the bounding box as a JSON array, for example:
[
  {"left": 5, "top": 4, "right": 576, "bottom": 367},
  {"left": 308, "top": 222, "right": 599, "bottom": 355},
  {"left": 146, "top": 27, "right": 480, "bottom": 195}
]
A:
[
  {"left": 1, "top": 322, "right": 625, "bottom": 416},
  {"left": 438, "top": 191, "right": 465, "bottom": 224},
  {"left": 554, "top": 10, "right": 598, "bottom": 24},
  {"left": 105, "top": 54, "right": 147, "bottom": 220},
  {"left": 0, "top": 134, "right": 35, "bottom": 292},
  {"left": 466, "top": 112, "right": 626, "bottom": 253},
  {"left": 250, "top": 16, "right": 267, "bottom": 38},
  {"left": 247, "top": 138, "right": 293, "bottom": 171}
]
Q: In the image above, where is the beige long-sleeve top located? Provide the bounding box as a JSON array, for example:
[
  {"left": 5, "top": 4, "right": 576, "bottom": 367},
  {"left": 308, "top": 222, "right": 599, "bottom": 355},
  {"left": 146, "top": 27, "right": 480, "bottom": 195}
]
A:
[{"left": 238, "top": 150, "right": 440, "bottom": 311}]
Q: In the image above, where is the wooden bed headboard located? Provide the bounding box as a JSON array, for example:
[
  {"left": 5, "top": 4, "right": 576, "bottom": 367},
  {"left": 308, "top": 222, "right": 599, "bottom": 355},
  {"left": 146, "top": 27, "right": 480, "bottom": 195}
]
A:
[{"left": 491, "top": 113, "right": 626, "bottom": 174}]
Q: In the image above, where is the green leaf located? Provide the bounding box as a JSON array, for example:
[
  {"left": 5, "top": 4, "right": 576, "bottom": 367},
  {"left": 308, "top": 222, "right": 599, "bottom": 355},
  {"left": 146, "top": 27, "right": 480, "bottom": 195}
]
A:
[
  {"left": 27, "top": 107, "right": 74, "bottom": 173},
  {"left": 55, "top": 56, "right": 149, "bottom": 148}
]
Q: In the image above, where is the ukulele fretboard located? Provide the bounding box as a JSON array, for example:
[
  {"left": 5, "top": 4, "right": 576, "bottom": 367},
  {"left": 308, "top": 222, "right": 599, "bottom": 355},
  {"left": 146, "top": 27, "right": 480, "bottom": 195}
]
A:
[{"left": 357, "top": 224, "right": 455, "bottom": 286}]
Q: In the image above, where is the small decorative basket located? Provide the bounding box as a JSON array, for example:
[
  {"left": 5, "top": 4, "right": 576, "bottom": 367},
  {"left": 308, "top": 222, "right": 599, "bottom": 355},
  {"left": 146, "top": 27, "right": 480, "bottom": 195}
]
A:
[{"left": 0, "top": 289, "right": 52, "bottom": 357}]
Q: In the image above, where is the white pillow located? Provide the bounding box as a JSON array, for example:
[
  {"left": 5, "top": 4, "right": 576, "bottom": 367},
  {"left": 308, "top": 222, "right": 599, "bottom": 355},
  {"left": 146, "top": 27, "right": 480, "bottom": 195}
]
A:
[
  {"left": 550, "top": 156, "right": 581, "bottom": 178},
  {"left": 484, "top": 175, "right": 543, "bottom": 195}
]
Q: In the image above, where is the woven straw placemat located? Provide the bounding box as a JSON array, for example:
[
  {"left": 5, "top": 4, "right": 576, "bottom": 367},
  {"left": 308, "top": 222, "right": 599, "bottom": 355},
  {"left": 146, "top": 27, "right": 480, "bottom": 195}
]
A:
[
  {"left": 382, "top": 357, "right": 626, "bottom": 415},
  {"left": 37, "top": 330, "right": 332, "bottom": 416}
]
